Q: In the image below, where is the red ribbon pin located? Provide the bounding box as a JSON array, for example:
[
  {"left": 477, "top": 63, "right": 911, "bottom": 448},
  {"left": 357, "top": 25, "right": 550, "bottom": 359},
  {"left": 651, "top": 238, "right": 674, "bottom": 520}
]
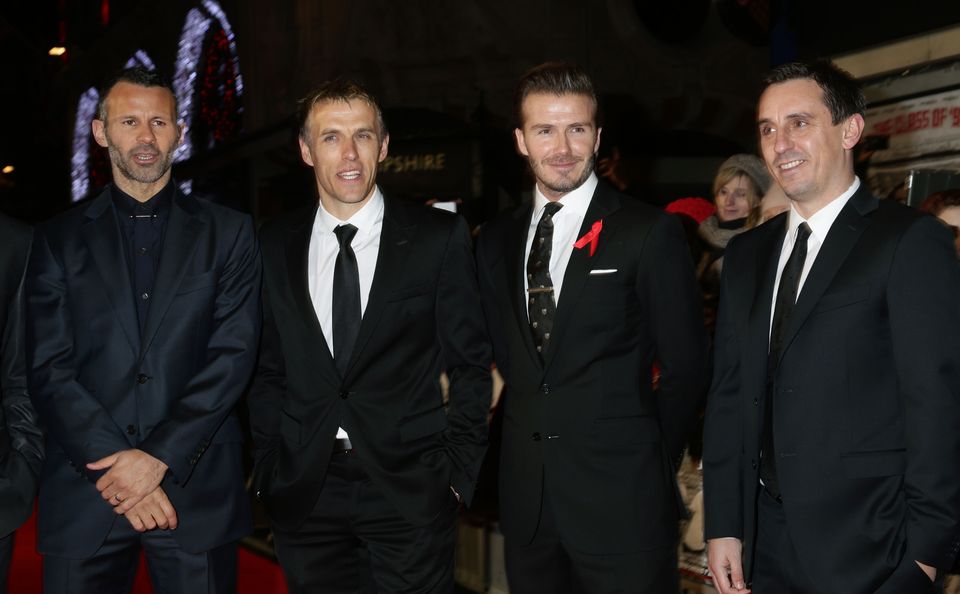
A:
[{"left": 574, "top": 220, "right": 603, "bottom": 257}]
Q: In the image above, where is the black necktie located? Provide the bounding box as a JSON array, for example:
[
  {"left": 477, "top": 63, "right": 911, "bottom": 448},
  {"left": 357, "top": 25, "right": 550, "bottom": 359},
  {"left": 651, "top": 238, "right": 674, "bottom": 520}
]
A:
[
  {"left": 333, "top": 224, "right": 360, "bottom": 376},
  {"left": 527, "top": 202, "right": 563, "bottom": 359},
  {"left": 761, "top": 222, "right": 811, "bottom": 500}
]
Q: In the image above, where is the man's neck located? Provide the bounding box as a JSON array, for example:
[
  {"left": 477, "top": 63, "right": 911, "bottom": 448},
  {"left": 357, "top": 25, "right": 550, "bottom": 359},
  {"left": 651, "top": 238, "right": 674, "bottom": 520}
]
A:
[
  {"left": 319, "top": 191, "right": 375, "bottom": 223},
  {"left": 112, "top": 172, "right": 172, "bottom": 204},
  {"left": 792, "top": 173, "right": 856, "bottom": 219}
]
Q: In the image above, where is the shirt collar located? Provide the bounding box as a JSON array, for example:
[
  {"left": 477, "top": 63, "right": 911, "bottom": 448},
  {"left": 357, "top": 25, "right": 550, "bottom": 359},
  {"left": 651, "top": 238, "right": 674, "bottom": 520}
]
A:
[
  {"left": 111, "top": 179, "right": 175, "bottom": 216},
  {"left": 315, "top": 186, "right": 385, "bottom": 242},
  {"left": 532, "top": 172, "right": 597, "bottom": 221},
  {"left": 787, "top": 176, "right": 860, "bottom": 244}
]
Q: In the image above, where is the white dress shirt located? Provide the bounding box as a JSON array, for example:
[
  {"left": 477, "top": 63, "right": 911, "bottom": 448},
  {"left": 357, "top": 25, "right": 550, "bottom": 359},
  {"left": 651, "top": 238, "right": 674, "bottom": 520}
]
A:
[
  {"left": 523, "top": 173, "right": 598, "bottom": 314},
  {"left": 769, "top": 177, "right": 860, "bottom": 335},
  {"left": 308, "top": 188, "right": 384, "bottom": 438}
]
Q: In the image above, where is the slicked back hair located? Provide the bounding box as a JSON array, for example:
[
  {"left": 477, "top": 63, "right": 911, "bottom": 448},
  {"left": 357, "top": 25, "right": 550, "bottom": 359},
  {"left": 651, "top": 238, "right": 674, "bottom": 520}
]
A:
[
  {"left": 96, "top": 66, "right": 178, "bottom": 123},
  {"left": 761, "top": 60, "right": 865, "bottom": 125},
  {"left": 297, "top": 80, "right": 387, "bottom": 141},
  {"left": 514, "top": 61, "right": 599, "bottom": 128}
]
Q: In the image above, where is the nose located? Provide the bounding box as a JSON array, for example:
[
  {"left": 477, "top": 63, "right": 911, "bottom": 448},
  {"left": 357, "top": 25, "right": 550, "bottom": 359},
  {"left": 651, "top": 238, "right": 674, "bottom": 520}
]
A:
[
  {"left": 137, "top": 125, "right": 156, "bottom": 145},
  {"left": 343, "top": 138, "right": 358, "bottom": 160},
  {"left": 773, "top": 127, "right": 792, "bottom": 154}
]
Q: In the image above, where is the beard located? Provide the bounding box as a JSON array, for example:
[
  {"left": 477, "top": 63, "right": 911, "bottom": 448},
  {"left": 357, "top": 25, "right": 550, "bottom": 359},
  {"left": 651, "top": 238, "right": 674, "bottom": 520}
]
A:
[
  {"left": 108, "top": 142, "right": 175, "bottom": 186},
  {"left": 530, "top": 151, "right": 597, "bottom": 196}
]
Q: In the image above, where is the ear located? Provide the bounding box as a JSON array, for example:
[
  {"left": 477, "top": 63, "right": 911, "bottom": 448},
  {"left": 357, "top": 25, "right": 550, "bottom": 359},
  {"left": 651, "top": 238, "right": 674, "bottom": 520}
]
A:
[
  {"left": 514, "top": 128, "right": 529, "bottom": 157},
  {"left": 91, "top": 119, "right": 108, "bottom": 148},
  {"left": 298, "top": 136, "right": 314, "bottom": 167},
  {"left": 378, "top": 133, "right": 390, "bottom": 163},
  {"left": 842, "top": 114, "right": 865, "bottom": 150},
  {"left": 594, "top": 126, "right": 602, "bottom": 155},
  {"left": 175, "top": 122, "right": 186, "bottom": 149}
]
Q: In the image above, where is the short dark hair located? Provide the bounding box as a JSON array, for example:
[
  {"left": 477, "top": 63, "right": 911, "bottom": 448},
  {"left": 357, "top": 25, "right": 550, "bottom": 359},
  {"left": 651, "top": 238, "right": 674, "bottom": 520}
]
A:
[
  {"left": 761, "top": 60, "right": 865, "bottom": 125},
  {"left": 96, "top": 66, "right": 178, "bottom": 122},
  {"left": 297, "top": 80, "right": 387, "bottom": 140},
  {"left": 514, "top": 61, "right": 598, "bottom": 128},
  {"left": 919, "top": 189, "right": 960, "bottom": 216}
]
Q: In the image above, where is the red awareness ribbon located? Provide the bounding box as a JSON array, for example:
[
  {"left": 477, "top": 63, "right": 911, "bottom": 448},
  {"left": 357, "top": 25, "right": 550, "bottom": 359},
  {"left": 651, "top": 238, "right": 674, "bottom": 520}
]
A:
[{"left": 573, "top": 220, "right": 603, "bottom": 257}]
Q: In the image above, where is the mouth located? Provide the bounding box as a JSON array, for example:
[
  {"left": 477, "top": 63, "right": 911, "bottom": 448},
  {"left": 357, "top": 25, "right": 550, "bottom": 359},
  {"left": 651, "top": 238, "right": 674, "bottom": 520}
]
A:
[
  {"left": 338, "top": 170, "right": 362, "bottom": 181},
  {"left": 777, "top": 159, "right": 804, "bottom": 171},
  {"left": 133, "top": 152, "right": 159, "bottom": 164}
]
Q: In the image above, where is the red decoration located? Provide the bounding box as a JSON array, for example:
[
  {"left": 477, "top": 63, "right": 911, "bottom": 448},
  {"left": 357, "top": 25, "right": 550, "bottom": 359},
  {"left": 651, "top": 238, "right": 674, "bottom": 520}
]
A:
[
  {"left": 574, "top": 220, "right": 603, "bottom": 257},
  {"left": 193, "top": 27, "right": 241, "bottom": 150}
]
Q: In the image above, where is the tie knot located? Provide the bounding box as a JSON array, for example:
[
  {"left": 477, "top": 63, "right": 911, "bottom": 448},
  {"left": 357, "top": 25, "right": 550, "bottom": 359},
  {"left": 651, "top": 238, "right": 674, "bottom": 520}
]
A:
[
  {"left": 542, "top": 202, "right": 563, "bottom": 220},
  {"left": 334, "top": 224, "right": 358, "bottom": 248},
  {"left": 796, "top": 222, "right": 811, "bottom": 243}
]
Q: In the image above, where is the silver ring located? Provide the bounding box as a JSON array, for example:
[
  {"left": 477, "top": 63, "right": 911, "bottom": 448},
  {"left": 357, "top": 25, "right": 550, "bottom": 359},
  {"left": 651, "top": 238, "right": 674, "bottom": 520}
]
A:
[{"left": 115, "top": 494, "right": 123, "bottom": 503}]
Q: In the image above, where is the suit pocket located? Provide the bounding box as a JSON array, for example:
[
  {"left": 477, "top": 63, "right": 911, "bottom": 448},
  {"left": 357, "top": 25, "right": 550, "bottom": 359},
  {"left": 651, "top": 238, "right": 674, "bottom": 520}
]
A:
[
  {"left": 592, "top": 415, "right": 661, "bottom": 446},
  {"left": 812, "top": 285, "right": 869, "bottom": 315},
  {"left": 388, "top": 283, "right": 432, "bottom": 302},
  {"left": 840, "top": 449, "right": 905, "bottom": 478},
  {"left": 176, "top": 271, "right": 218, "bottom": 295},
  {"left": 398, "top": 406, "right": 447, "bottom": 442}
]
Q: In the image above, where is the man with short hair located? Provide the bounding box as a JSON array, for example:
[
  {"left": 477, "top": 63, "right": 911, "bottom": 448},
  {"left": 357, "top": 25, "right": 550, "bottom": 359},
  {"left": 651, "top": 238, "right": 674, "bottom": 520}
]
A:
[
  {"left": 704, "top": 60, "right": 960, "bottom": 594},
  {"left": 476, "top": 61, "right": 708, "bottom": 594},
  {"left": 248, "top": 80, "right": 491, "bottom": 594},
  {"left": 26, "top": 66, "right": 260, "bottom": 593},
  {"left": 0, "top": 212, "right": 43, "bottom": 594}
]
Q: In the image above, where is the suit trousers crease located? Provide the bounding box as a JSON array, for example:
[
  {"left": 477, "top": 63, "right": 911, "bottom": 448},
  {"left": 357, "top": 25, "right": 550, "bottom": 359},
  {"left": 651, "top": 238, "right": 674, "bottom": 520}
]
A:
[
  {"left": 272, "top": 452, "right": 456, "bottom": 594},
  {"left": 42, "top": 516, "right": 237, "bottom": 594},
  {"left": 505, "top": 482, "right": 679, "bottom": 594}
]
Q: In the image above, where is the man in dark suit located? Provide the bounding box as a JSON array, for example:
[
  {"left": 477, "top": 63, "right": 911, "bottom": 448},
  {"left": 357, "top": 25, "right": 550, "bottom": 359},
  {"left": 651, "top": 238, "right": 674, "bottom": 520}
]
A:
[
  {"left": 25, "top": 67, "right": 260, "bottom": 593},
  {"left": 0, "top": 212, "right": 43, "bottom": 594},
  {"left": 475, "top": 61, "right": 708, "bottom": 594},
  {"left": 248, "top": 80, "right": 491, "bottom": 593},
  {"left": 704, "top": 60, "right": 960, "bottom": 594}
]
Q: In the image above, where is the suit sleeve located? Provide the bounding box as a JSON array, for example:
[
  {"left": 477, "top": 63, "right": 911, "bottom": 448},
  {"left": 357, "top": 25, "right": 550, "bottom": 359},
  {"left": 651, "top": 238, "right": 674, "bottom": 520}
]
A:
[
  {"left": 246, "top": 252, "right": 286, "bottom": 487},
  {"left": 887, "top": 216, "right": 960, "bottom": 570},
  {"left": 639, "top": 212, "right": 709, "bottom": 466},
  {"left": 26, "top": 227, "right": 131, "bottom": 479},
  {"left": 702, "top": 238, "right": 745, "bottom": 540},
  {"left": 137, "top": 216, "right": 262, "bottom": 485},
  {"left": 436, "top": 216, "right": 493, "bottom": 506},
  {"left": 1, "top": 225, "right": 43, "bottom": 530}
]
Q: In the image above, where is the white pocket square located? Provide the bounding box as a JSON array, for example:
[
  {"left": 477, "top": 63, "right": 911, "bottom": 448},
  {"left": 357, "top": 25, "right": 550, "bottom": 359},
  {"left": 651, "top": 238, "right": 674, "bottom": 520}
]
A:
[{"left": 589, "top": 268, "right": 618, "bottom": 275}]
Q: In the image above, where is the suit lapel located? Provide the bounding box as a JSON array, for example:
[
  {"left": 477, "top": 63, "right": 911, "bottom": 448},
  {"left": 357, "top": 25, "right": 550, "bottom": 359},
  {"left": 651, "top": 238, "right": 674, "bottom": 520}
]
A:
[
  {"left": 542, "top": 185, "right": 620, "bottom": 370},
  {"left": 504, "top": 204, "right": 540, "bottom": 367},
  {"left": 344, "top": 197, "right": 415, "bottom": 378},
  {"left": 747, "top": 215, "right": 788, "bottom": 381},
  {"left": 284, "top": 203, "right": 337, "bottom": 373},
  {"left": 141, "top": 192, "right": 204, "bottom": 354},
  {"left": 777, "top": 188, "right": 876, "bottom": 366},
  {"left": 81, "top": 190, "right": 139, "bottom": 354}
]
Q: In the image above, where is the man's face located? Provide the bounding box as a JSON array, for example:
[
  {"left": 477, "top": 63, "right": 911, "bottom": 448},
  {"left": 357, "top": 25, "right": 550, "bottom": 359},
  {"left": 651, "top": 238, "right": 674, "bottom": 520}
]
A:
[
  {"left": 757, "top": 79, "right": 862, "bottom": 213},
  {"left": 515, "top": 92, "right": 600, "bottom": 201},
  {"left": 937, "top": 205, "right": 960, "bottom": 259},
  {"left": 299, "top": 99, "right": 388, "bottom": 217},
  {"left": 92, "top": 82, "right": 182, "bottom": 195}
]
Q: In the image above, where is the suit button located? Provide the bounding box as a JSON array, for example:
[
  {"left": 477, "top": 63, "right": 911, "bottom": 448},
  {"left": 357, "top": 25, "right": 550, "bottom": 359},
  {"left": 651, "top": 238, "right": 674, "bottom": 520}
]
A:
[
  {"left": 752, "top": 398, "right": 759, "bottom": 406},
  {"left": 531, "top": 432, "right": 541, "bottom": 441},
  {"left": 136, "top": 373, "right": 149, "bottom": 384},
  {"left": 540, "top": 384, "right": 549, "bottom": 394},
  {"left": 751, "top": 459, "right": 757, "bottom": 469},
  {"left": 126, "top": 425, "right": 136, "bottom": 435},
  {"left": 339, "top": 391, "right": 348, "bottom": 399}
]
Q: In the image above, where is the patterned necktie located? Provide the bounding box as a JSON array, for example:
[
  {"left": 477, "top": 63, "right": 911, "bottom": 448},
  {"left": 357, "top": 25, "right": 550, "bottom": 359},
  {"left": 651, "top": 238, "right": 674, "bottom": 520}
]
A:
[
  {"left": 332, "top": 224, "right": 360, "bottom": 376},
  {"left": 527, "top": 202, "right": 563, "bottom": 359},
  {"left": 761, "top": 221, "right": 812, "bottom": 499}
]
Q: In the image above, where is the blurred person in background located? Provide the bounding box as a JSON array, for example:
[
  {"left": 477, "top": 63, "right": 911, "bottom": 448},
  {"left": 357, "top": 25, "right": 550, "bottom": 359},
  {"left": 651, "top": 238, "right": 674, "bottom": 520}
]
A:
[
  {"left": 918, "top": 189, "right": 960, "bottom": 259},
  {"left": 0, "top": 212, "right": 43, "bottom": 594}
]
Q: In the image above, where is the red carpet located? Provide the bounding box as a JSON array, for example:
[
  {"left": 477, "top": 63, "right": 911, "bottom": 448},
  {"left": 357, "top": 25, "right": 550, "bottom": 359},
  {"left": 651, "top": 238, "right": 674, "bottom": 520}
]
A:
[{"left": 7, "top": 511, "right": 288, "bottom": 593}]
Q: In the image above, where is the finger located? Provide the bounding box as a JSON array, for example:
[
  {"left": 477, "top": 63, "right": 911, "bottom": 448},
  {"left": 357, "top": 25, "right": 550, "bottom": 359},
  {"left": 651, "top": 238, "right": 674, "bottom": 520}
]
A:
[
  {"left": 125, "top": 512, "right": 145, "bottom": 533},
  {"left": 94, "top": 475, "right": 115, "bottom": 493},
  {"left": 87, "top": 453, "right": 119, "bottom": 471},
  {"left": 157, "top": 495, "right": 178, "bottom": 530},
  {"left": 115, "top": 493, "right": 146, "bottom": 515},
  {"left": 729, "top": 561, "right": 748, "bottom": 592}
]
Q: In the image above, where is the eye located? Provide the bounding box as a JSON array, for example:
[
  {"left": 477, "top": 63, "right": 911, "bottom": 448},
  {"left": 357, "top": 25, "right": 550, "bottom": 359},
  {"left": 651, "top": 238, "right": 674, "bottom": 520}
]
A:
[
  {"left": 536, "top": 128, "right": 551, "bottom": 136},
  {"left": 322, "top": 134, "right": 337, "bottom": 143},
  {"left": 792, "top": 119, "right": 808, "bottom": 129},
  {"left": 570, "top": 126, "right": 585, "bottom": 133},
  {"left": 357, "top": 132, "right": 372, "bottom": 140},
  {"left": 152, "top": 120, "right": 166, "bottom": 127},
  {"left": 122, "top": 118, "right": 136, "bottom": 126},
  {"left": 759, "top": 125, "right": 775, "bottom": 137}
]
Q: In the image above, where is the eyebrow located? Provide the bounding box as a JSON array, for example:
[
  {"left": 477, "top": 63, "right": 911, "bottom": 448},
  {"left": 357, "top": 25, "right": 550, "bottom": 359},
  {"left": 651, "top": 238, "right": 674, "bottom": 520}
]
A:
[{"left": 757, "top": 111, "right": 817, "bottom": 126}]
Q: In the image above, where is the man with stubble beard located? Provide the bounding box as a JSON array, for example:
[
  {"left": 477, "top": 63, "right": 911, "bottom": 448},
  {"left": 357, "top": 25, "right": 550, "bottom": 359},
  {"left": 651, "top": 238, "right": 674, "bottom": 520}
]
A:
[
  {"left": 475, "top": 61, "right": 708, "bottom": 594},
  {"left": 25, "top": 66, "right": 259, "bottom": 594}
]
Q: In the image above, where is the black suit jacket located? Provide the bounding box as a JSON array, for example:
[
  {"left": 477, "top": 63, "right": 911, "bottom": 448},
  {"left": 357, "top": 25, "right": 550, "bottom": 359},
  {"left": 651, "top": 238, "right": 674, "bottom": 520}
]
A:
[
  {"left": 248, "top": 197, "right": 492, "bottom": 531},
  {"left": 476, "top": 181, "right": 708, "bottom": 554},
  {"left": 703, "top": 187, "right": 960, "bottom": 593},
  {"left": 0, "top": 212, "right": 43, "bottom": 538},
  {"left": 25, "top": 186, "right": 261, "bottom": 557}
]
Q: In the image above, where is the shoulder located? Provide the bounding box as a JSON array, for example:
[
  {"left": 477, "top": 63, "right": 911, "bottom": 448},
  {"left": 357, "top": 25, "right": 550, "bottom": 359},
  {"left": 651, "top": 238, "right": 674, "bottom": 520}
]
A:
[
  {"left": 0, "top": 211, "right": 31, "bottom": 242},
  {"left": 385, "top": 196, "right": 461, "bottom": 232}
]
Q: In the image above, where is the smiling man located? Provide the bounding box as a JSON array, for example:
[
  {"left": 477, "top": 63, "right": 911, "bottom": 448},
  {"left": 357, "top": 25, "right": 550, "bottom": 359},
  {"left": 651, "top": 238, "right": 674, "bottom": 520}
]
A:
[
  {"left": 248, "top": 80, "right": 491, "bottom": 593},
  {"left": 475, "top": 61, "right": 708, "bottom": 594},
  {"left": 704, "top": 60, "right": 960, "bottom": 594},
  {"left": 25, "top": 67, "right": 260, "bottom": 593}
]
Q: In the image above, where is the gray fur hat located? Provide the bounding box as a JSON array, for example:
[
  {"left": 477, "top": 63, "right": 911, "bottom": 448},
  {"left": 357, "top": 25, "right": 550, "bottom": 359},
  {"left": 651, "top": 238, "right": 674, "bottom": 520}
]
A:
[{"left": 716, "top": 154, "right": 772, "bottom": 196}]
